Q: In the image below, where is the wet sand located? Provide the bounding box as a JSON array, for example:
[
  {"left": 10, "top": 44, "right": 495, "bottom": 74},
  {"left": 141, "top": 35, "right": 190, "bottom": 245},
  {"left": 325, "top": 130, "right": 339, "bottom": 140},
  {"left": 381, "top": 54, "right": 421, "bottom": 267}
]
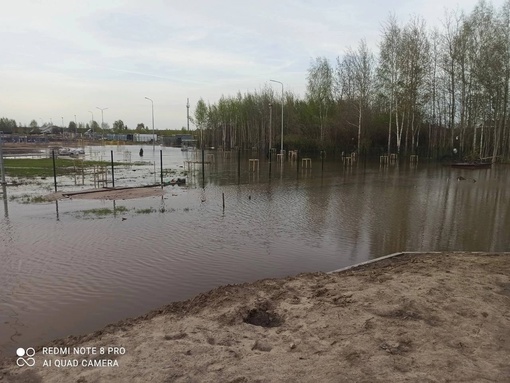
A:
[
  {"left": 1, "top": 252, "right": 509, "bottom": 382},
  {"left": 44, "top": 187, "right": 165, "bottom": 201}
]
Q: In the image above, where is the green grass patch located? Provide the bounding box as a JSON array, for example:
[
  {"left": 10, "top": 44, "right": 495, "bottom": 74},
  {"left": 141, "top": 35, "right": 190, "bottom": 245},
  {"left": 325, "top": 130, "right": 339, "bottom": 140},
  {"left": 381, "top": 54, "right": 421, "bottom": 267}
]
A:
[
  {"left": 4, "top": 158, "right": 127, "bottom": 178},
  {"left": 134, "top": 208, "right": 156, "bottom": 214},
  {"left": 10, "top": 194, "right": 49, "bottom": 204},
  {"left": 71, "top": 205, "right": 129, "bottom": 218},
  {"left": 81, "top": 208, "right": 114, "bottom": 216}
]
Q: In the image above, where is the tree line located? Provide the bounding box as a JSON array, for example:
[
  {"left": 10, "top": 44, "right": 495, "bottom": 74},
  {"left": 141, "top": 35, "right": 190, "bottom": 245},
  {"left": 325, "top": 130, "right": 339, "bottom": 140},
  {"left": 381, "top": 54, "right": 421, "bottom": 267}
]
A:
[{"left": 194, "top": 0, "right": 510, "bottom": 162}]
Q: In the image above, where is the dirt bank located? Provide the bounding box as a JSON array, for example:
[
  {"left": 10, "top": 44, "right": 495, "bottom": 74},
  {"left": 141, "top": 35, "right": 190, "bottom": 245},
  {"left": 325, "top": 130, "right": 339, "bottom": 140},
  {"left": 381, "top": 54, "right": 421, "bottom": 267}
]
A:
[
  {"left": 44, "top": 186, "right": 165, "bottom": 201},
  {"left": 1, "top": 252, "right": 509, "bottom": 382}
]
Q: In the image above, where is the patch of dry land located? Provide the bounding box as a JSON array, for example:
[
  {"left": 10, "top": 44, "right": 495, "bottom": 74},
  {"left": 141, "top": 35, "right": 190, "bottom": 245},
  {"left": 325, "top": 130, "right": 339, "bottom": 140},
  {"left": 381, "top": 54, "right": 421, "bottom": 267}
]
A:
[
  {"left": 1, "top": 252, "right": 509, "bottom": 383},
  {"left": 45, "top": 187, "right": 165, "bottom": 201}
]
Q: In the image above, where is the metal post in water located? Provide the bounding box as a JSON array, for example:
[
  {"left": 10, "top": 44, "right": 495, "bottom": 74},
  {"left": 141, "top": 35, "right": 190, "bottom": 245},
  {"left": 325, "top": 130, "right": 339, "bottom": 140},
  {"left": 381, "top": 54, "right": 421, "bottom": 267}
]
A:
[
  {"left": 160, "top": 149, "right": 163, "bottom": 188},
  {"left": 222, "top": 192, "right": 225, "bottom": 211},
  {"left": 52, "top": 150, "right": 57, "bottom": 192},
  {"left": 0, "top": 131, "right": 5, "bottom": 185},
  {"left": 110, "top": 150, "right": 115, "bottom": 188}
]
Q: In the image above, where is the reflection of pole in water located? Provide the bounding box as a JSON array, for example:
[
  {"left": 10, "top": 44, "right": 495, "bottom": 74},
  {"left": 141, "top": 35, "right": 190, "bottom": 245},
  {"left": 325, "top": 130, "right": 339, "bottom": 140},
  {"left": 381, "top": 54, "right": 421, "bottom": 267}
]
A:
[
  {"left": 2, "top": 183, "right": 8, "bottom": 218},
  {"left": 55, "top": 200, "right": 60, "bottom": 221}
]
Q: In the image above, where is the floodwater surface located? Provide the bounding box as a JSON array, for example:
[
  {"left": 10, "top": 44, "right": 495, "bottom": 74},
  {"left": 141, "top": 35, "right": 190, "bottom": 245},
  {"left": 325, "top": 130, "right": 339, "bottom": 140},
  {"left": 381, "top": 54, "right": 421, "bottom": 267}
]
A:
[{"left": 1, "top": 146, "right": 509, "bottom": 357}]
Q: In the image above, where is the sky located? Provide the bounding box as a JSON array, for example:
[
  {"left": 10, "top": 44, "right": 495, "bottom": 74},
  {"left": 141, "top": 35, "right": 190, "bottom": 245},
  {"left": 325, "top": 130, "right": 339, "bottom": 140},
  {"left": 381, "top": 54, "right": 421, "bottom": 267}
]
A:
[{"left": 0, "top": 0, "right": 505, "bottom": 131}]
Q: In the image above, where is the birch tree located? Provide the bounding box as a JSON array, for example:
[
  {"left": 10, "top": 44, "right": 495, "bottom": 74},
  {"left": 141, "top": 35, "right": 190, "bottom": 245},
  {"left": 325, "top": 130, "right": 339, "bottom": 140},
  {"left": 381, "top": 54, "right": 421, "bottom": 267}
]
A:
[
  {"left": 306, "top": 57, "right": 333, "bottom": 146},
  {"left": 338, "top": 39, "right": 374, "bottom": 154}
]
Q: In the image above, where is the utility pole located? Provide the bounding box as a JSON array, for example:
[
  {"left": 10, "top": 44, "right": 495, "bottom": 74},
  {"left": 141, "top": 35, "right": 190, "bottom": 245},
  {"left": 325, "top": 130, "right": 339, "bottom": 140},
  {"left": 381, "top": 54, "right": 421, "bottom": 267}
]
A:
[
  {"left": 88, "top": 111, "right": 94, "bottom": 139},
  {"left": 96, "top": 107, "right": 108, "bottom": 141},
  {"left": 145, "top": 97, "right": 155, "bottom": 151},
  {"left": 187, "top": 98, "right": 190, "bottom": 131}
]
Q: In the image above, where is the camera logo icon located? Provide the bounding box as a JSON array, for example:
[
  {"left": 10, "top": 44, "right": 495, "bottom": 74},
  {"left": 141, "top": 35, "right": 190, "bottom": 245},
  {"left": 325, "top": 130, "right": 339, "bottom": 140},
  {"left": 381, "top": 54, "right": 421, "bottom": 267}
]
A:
[{"left": 16, "top": 347, "right": 36, "bottom": 367}]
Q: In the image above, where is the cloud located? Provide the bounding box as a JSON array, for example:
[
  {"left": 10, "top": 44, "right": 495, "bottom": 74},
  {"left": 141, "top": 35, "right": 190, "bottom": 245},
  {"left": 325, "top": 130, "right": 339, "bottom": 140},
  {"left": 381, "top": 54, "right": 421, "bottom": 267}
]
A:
[{"left": 0, "top": 0, "right": 507, "bottom": 129}]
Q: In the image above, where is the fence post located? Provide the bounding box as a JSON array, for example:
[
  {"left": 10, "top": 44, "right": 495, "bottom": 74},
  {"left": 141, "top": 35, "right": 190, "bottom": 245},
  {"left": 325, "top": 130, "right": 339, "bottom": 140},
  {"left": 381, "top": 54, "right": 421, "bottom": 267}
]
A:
[
  {"left": 111, "top": 150, "right": 115, "bottom": 188},
  {"left": 160, "top": 149, "right": 163, "bottom": 188},
  {"left": 52, "top": 150, "right": 58, "bottom": 192}
]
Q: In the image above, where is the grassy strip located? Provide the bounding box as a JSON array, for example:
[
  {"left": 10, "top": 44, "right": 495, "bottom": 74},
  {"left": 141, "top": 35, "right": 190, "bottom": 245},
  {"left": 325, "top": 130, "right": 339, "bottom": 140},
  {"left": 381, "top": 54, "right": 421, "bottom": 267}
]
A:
[
  {"left": 80, "top": 206, "right": 130, "bottom": 216},
  {"left": 4, "top": 158, "right": 126, "bottom": 178}
]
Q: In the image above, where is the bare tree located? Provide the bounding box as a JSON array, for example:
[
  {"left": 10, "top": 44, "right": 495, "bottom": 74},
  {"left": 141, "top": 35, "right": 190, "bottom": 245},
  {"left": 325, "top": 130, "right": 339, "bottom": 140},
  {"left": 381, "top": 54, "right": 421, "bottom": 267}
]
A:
[
  {"left": 378, "top": 15, "right": 403, "bottom": 154},
  {"left": 338, "top": 39, "right": 375, "bottom": 154},
  {"left": 306, "top": 57, "right": 334, "bottom": 146}
]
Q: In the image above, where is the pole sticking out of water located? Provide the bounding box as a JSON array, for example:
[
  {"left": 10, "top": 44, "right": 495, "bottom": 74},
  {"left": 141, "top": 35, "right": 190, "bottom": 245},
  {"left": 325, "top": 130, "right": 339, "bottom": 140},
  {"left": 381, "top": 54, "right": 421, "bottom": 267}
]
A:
[
  {"left": 222, "top": 192, "right": 225, "bottom": 211},
  {"left": 160, "top": 150, "right": 163, "bottom": 188},
  {"left": 52, "top": 150, "right": 58, "bottom": 192},
  {"left": 0, "top": 131, "right": 5, "bottom": 185},
  {"left": 201, "top": 148, "right": 205, "bottom": 188},
  {"left": 110, "top": 150, "right": 115, "bottom": 188}
]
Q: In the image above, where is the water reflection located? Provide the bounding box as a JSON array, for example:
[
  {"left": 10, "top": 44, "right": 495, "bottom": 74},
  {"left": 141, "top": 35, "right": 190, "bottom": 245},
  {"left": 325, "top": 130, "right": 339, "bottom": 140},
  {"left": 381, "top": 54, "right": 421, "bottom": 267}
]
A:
[
  {"left": 2, "top": 183, "right": 7, "bottom": 218},
  {"left": 55, "top": 200, "right": 60, "bottom": 221},
  {"left": 1, "top": 158, "right": 510, "bottom": 358}
]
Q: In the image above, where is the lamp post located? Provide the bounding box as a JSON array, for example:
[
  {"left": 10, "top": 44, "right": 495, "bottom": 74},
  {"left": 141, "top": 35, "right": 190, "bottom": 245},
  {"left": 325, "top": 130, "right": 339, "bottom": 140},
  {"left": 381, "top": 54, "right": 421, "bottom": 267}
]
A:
[
  {"left": 145, "top": 97, "right": 155, "bottom": 151},
  {"left": 186, "top": 98, "right": 190, "bottom": 131},
  {"left": 74, "top": 115, "right": 77, "bottom": 136},
  {"left": 268, "top": 102, "right": 272, "bottom": 157},
  {"left": 96, "top": 107, "right": 108, "bottom": 141},
  {"left": 270, "top": 79, "right": 284, "bottom": 154},
  {"left": 88, "top": 111, "right": 94, "bottom": 139}
]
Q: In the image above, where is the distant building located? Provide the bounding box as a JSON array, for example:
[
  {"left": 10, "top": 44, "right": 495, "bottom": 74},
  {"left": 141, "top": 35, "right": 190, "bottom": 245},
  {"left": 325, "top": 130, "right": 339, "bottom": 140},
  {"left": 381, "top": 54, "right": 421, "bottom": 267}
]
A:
[
  {"left": 133, "top": 133, "right": 157, "bottom": 142},
  {"left": 40, "top": 126, "right": 54, "bottom": 134},
  {"left": 163, "top": 134, "right": 194, "bottom": 147}
]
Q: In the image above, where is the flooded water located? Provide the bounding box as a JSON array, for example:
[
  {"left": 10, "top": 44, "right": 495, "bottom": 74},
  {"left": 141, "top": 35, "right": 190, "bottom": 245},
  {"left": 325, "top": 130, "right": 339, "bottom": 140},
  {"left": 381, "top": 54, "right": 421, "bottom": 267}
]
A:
[{"left": 1, "top": 145, "right": 510, "bottom": 357}]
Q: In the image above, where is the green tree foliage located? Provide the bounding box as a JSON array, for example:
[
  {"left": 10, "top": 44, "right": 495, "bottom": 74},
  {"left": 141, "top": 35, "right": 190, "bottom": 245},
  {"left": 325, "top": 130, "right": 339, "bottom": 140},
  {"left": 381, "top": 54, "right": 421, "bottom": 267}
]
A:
[
  {"left": 68, "top": 121, "right": 77, "bottom": 132},
  {"left": 0, "top": 117, "right": 17, "bottom": 133},
  {"left": 113, "top": 120, "right": 126, "bottom": 133}
]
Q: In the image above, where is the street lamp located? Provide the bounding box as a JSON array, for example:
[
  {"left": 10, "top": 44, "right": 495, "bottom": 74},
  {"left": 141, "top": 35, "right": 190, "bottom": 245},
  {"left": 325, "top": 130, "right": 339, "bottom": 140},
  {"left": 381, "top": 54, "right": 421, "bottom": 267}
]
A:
[
  {"left": 270, "top": 79, "right": 284, "bottom": 154},
  {"left": 145, "top": 97, "right": 155, "bottom": 150},
  {"left": 74, "top": 115, "right": 77, "bottom": 136},
  {"left": 88, "top": 111, "right": 94, "bottom": 139},
  {"left": 96, "top": 107, "right": 108, "bottom": 141}
]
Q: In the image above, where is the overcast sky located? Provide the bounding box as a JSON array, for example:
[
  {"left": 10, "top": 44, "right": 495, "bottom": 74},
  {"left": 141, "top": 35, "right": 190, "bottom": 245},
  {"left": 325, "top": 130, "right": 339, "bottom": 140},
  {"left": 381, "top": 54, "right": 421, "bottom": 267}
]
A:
[{"left": 0, "top": 0, "right": 504, "bottom": 131}]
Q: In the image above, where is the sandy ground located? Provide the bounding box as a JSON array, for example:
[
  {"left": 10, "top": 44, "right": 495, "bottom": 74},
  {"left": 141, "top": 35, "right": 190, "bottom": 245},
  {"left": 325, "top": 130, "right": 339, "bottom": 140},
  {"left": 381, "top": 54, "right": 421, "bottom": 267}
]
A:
[
  {"left": 1, "top": 252, "right": 509, "bottom": 383},
  {"left": 44, "top": 187, "right": 165, "bottom": 201}
]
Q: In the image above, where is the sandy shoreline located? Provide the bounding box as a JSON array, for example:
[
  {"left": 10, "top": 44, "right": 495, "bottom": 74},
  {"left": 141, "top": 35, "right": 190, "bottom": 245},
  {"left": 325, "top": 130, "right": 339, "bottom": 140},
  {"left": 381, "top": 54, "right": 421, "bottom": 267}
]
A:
[{"left": 1, "top": 252, "right": 509, "bottom": 382}]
